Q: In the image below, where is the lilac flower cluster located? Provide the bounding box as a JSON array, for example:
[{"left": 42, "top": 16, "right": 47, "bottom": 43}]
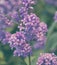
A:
[
  {"left": 18, "top": 13, "right": 47, "bottom": 49},
  {"left": 0, "top": 12, "right": 13, "bottom": 41},
  {"left": 2, "top": 32, "right": 11, "bottom": 44},
  {"left": 36, "top": 53, "right": 57, "bottom": 65},
  {"left": 0, "top": 0, "right": 47, "bottom": 57},
  {"left": 0, "top": 0, "right": 35, "bottom": 22},
  {"left": 8, "top": 32, "right": 32, "bottom": 57},
  {"left": 0, "top": 0, "right": 35, "bottom": 57},
  {"left": 0, "top": 0, "right": 35, "bottom": 39},
  {"left": 0, "top": 0, "right": 21, "bottom": 14},
  {"left": 45, "top": 0, "right": 57, "bottom": 6},
  {"left": 0, "top": 30, "right": 11, "bottom": 44},
  {"left": 54, "top": 11, "right": 57, "bottom": 22},
  {"left": 0, "top": 30, "right": 7, "bottom": 41},
  {"left": 0, "top": 13, "right": 13, "bottom": 29}
]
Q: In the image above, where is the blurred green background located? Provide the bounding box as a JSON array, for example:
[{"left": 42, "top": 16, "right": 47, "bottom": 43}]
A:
[{"left": 0, "top": 0, "right": 57, "bottom": 65}]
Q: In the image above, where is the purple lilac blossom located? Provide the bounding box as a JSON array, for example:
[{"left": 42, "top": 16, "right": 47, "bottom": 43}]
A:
[
  {"left": 13, "top": 43, "right": 32, "bottom": 57},
  {"left": 36, "top": 53, "right": 57, "bottom": 65},
  {"left": 8, "top": 32, "right": 26, "bottom": 49},
  {"left": 0, "top": 0, "right": 35, "bottom": 42},
  {"left": 0, "top": 0, "right": 12, "bottom": 14},
  {"left": 0, "top": 13, "right": 13, "bottom": 29},
  {"left": 0, "top": 5, "right": 13, "bottom": 43},
  {"left": 0, "top": 0, "right": 48, "bottom": 57},
  {"left": 18, "top": 13, "right": 47, "bottom": 49},
  {"left": 8, "top": 31, "right": 32, "bottom": 57},
  {"left": 19, "top": 7, "right": 28, "bottom": 19},
  {"left": 2, "top": 32, "right": 11, "bottom": 44},
  {"left": 0, "top": 30, "right": 6, "bottom": 41},
  {"left": 0, "top": 5, "right": 8, "bottom": 14},
  {"left": 8, "top": 10, "right": 20, "bottom": 23},
  {"left": 0, "top": 9, "right": 13, "bottom": 42},
  {"left": 0, "top": 0, "right": 35, "bottom": 23},
  {"left": 0, "top": 30, "right": 11, "bottom": 44},
  {"left": 45, "top": 0, "right": 57, "bottom": 6},
  {"left": 54, "top": 11, "right": 57, "bottom": 22}
]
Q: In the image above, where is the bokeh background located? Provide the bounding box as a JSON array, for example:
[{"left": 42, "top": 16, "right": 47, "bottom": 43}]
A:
[{"left": 0, "top": 0, "right": 57, "bottom": 65}]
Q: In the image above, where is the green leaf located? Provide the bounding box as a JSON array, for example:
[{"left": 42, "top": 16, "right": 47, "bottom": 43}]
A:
[
  {"left": 0, "top": 60, "right": 7, "bottom": 65},
  {"left": 0, "top": 51, "right": 4, "bottom": 59},
  {"left": 50, "top": 42, "right": 57, "bottom": 52},
  {"left": 0, "top": 51, "right": 7, "bottom": 65},
  {"left": 47, "top": 22, "right": 57, "bottom": 39},
  {"left": 45, "top": 33, "right": 57, "bottom": 52},
  {"left": 45, "top": 5, "right": 56, "bottom": 14}
]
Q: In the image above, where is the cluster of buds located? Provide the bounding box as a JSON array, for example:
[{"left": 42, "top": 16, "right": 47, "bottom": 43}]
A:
[
  {"left": 0, "top": 13, "right": 13, "bottom": 29},
  {"left": 36, "top": 53, "right": 57, "bottom": 65},
  {"left": 18, "top": 13, "right": 47, "bottom": 49},
  {"left": 8, "top": 32, "right": 32, "bottom": 57},
  {"left": 0, "top": 0, "right": 48, "bottom": 57}
]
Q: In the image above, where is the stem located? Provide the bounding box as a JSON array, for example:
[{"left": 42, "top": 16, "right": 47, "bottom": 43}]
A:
[{"left": 28, "top": 54, "right": 31, "bottom": 65}]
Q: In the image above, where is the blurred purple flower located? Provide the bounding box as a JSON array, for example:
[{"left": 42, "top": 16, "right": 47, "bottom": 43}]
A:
[
  {"left": 13, "top": 43, "right": 32, "bottom": 57},
  {"left": 2, "top": 32, "right": 11, "bottom": 44},
  {"left": 0, "top": 30, "right": 11, "bottom": 44},
  {"left": 19, "top": 7, "right": 28, "bottom": 19},
  {"left": 18, "top": 13, "right": 47, "bottom": 49},
  {"left": 0, "top": 0, "right": 35, "bottom": 22},
  {"left": 0, "top": 0, "right": 48, "bottom": 57},
  {"left": 0, "top": 13, "right": 13, "bottom": 29},
  {"left": 0, "top": 30, "right": 6, "bottom": 41},
  {"left": 8, "top": 11, "right": 20, "bottom": 23},
  {"left": 8, "top": 31, "right": 32, "bottom": 57},
  {"left": 36, "top": 53, "right": 57, "bottom": 65}
]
